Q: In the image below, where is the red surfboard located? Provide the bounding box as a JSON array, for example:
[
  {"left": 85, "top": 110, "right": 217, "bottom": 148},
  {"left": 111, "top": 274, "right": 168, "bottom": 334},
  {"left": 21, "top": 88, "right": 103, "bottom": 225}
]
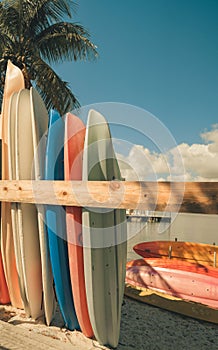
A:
[
  {"left": 0, "top": 249, "right": 10, "bottom": 304},
  {"left": 64, "top": 112, "right": 93, "bottom": 338}
]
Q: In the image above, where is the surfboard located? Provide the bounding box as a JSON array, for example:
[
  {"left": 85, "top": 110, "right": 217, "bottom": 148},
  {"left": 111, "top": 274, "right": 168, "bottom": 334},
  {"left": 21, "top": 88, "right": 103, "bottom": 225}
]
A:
[
  {"left": 0, "top": 248, "right": 10, "bottom": 304},
  {"left": 133, "top": 241, "right": 218, "bottom": 267},
  {"left": 44, "top": 109, "right": 79, "bottom": 330},
  {"left": 8, "top": 91, "right": 29, "bottom": 315},
  {"left": 64, "top": 112, "right": 93, "bottom": 337},
  {"left": 15, "top": 89, "right": 43, "bottom": 319},
  {"left": 82, "top": 109, "right": 127, "bottom": 348},
  {"left": 1, "top": 60, "right": 24, "bottom": 308},
  {"left": 0, "top": 133, "right": 10, "bottom": 304},
  {"left": 30, "top": 87, "right": 56, "bottom": 325}
]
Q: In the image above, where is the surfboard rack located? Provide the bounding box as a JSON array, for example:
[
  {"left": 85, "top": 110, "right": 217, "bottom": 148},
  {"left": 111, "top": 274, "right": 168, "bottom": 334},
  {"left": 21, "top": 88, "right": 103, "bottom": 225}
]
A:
[{"left": 0, "top": 180, "right": 217, "bottom": 215}]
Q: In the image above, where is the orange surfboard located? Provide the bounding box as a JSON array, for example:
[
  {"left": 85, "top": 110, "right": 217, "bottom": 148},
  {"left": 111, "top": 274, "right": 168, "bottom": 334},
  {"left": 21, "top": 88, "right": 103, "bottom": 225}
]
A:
[
  {"left": 64, "top": 113, "right": 93, "bottom": 338},
  {"left": 1, "top": 60, "right": 24, "bottom": 308}
]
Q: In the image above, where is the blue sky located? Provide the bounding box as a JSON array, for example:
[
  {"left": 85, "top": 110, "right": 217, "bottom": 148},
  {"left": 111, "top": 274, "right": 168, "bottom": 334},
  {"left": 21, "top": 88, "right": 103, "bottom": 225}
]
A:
[
  {"left": 53, "top": 0, "right": 218, "bottom": 182},
  {"left": 54, "top": 0, "right": 218, "bottom": 149}
]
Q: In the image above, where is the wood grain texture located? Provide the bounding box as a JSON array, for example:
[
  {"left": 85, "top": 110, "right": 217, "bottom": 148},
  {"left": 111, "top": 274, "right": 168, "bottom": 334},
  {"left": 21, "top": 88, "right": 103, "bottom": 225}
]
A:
[{"left": 0, "top": 181, "right": 217, "bottom": 214}]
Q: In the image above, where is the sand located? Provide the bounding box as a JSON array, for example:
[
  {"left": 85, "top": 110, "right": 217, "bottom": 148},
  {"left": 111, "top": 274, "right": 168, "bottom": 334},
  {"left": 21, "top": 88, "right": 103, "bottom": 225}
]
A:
[
  {"left": 1, "top": 231, "right": 218, "bottom": 349},
  {"left": 0, "top": 295, "right": 218, "bottom": 350}
]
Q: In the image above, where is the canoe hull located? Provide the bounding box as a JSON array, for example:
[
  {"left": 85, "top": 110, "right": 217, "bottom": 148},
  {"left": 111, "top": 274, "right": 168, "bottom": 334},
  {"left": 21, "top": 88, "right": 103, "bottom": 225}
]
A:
[
  {"left": 133, "top": 241, "right": 218, "bottom": 267},
  {"left": 126, "top": 258, "right": 218, "bottom": 309}
]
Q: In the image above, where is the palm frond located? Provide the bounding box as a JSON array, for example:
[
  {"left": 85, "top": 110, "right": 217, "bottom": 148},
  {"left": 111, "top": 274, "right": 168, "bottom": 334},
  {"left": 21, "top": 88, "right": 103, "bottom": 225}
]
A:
[
  {"left": 31, "top": 58, "right": 80, "bottom": 114},
  {"left": 36, "top": 22, "right": 98, "bottom": 63},
  {"left": 0, "top": 34, "right": 13, "bottom": 51},
  {"left": 1, "top": 0, "right": 76, "bottom": 34},
  {"left": 0, "top": 58, "right": 8, "bottom": 111},
  {"left": 31, "top": 0, "right": 76, "bottom": 22},
  {"left": 0, "top": 0, "right": 17, "bottom": 9},
  {"left": 23, "top": 0, "right": 76, "bottom": 27},
  {"left": 0, "top": 5, "right": 20, "bottom": 39},
  {"left": 0, "top": 0, "right": 98, "bottom": 113}
]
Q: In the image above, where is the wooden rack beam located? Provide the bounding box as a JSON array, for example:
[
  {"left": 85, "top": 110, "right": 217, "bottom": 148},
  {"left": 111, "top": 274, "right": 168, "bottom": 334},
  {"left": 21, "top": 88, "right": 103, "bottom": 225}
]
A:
[{"left": 0, "top": 180, "right": 217, "bottom": 214}]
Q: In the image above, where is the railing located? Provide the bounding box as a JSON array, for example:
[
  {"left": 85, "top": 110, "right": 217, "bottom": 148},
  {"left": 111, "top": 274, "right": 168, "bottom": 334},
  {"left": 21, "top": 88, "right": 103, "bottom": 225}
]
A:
[{"left": 0, "top": 180, "right": 217, "bottom": 215}]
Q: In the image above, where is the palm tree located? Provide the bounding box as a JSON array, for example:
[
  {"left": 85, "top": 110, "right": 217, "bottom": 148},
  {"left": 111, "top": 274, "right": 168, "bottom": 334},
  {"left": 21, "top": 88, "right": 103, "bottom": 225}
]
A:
[{"left": 0, "top": 0, "right": 98, "bottom": 114}]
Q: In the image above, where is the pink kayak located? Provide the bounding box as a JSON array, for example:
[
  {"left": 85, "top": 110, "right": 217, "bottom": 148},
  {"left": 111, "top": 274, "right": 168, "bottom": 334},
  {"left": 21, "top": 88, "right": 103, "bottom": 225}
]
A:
[{"left": 126, "top": 258, "right": 218, "bottom": 309}]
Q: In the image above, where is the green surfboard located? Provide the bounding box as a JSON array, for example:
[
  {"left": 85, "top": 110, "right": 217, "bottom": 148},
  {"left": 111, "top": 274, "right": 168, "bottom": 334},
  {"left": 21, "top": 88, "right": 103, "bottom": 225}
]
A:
[{"left": 82, "top": 109, "right": 127, "bottom": 348}]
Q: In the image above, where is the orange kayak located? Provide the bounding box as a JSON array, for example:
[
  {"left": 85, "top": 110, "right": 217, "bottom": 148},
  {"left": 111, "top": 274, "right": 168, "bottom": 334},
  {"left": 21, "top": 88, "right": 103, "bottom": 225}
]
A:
[
  {"left": 126, "top": 257, "right": 218, "bottom": 309},
  {"left": 133, "top": 240, "right": 218, "bottom": 267},
  {"left": 127, "top": 257, "right": 218, "bottom": 278}
]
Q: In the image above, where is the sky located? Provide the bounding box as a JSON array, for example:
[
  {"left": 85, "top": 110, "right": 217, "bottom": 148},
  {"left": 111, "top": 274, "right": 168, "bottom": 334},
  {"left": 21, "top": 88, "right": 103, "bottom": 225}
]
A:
[{"left": 54, "top": 0, "right": 218, "bottom": 181}]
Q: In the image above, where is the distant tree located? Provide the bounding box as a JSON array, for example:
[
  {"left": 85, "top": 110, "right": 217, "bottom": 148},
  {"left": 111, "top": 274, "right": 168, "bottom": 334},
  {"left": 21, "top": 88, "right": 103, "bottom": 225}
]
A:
[{"left": 0, "top": 0, "right": 98, "bottom": 114}]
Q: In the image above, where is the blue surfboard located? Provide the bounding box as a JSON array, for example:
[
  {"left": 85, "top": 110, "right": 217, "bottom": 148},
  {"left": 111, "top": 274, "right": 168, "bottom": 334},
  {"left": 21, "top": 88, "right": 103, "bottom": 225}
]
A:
[{"left": 44, "top": 109, "right": 79, "bottom": 330}]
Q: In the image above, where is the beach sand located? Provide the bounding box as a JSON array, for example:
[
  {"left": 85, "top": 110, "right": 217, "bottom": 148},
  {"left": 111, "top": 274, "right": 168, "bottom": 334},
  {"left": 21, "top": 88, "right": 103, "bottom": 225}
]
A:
[
  {"left": 1, "top": 225, "right": 218, "bottom": 349},
  {"left": 1, "top": 295, "right": 218, "bottom": 350}
]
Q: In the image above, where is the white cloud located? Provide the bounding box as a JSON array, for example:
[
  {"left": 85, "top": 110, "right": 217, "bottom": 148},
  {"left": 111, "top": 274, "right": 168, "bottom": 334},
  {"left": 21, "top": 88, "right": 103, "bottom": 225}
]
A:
[
  {"left": 117, "top": 126, "right": 218, "bottom": 181},
  {"left": 175, "top": 142, "right": 218, "bottom": 180},
  {"left": 201, "top": 124, "right": 218, "bottom": 153}
]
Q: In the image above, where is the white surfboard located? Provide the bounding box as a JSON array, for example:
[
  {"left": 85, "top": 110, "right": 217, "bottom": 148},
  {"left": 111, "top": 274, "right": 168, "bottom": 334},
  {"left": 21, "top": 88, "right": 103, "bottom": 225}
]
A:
[
  {"left": 30, "top": 87, "right": 56, "bottom": 325},
  {"left": 8, "top": 91, "right": 30, "bottom": 316},
  {"left": 15, "top": 89, "right": 43, "bottom": 320},
  {"left": 1, "top": 60, "right": 24, "bottom": 308}
]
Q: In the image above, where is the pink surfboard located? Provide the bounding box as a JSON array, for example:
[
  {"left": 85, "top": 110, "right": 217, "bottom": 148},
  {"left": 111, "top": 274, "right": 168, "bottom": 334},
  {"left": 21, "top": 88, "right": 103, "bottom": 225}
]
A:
[
  {"left": 64, "top": 113, "right": 93, "bottom": 338},
  {"left": 1, "top": 60, "right": 24, "bottom": 308}
]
